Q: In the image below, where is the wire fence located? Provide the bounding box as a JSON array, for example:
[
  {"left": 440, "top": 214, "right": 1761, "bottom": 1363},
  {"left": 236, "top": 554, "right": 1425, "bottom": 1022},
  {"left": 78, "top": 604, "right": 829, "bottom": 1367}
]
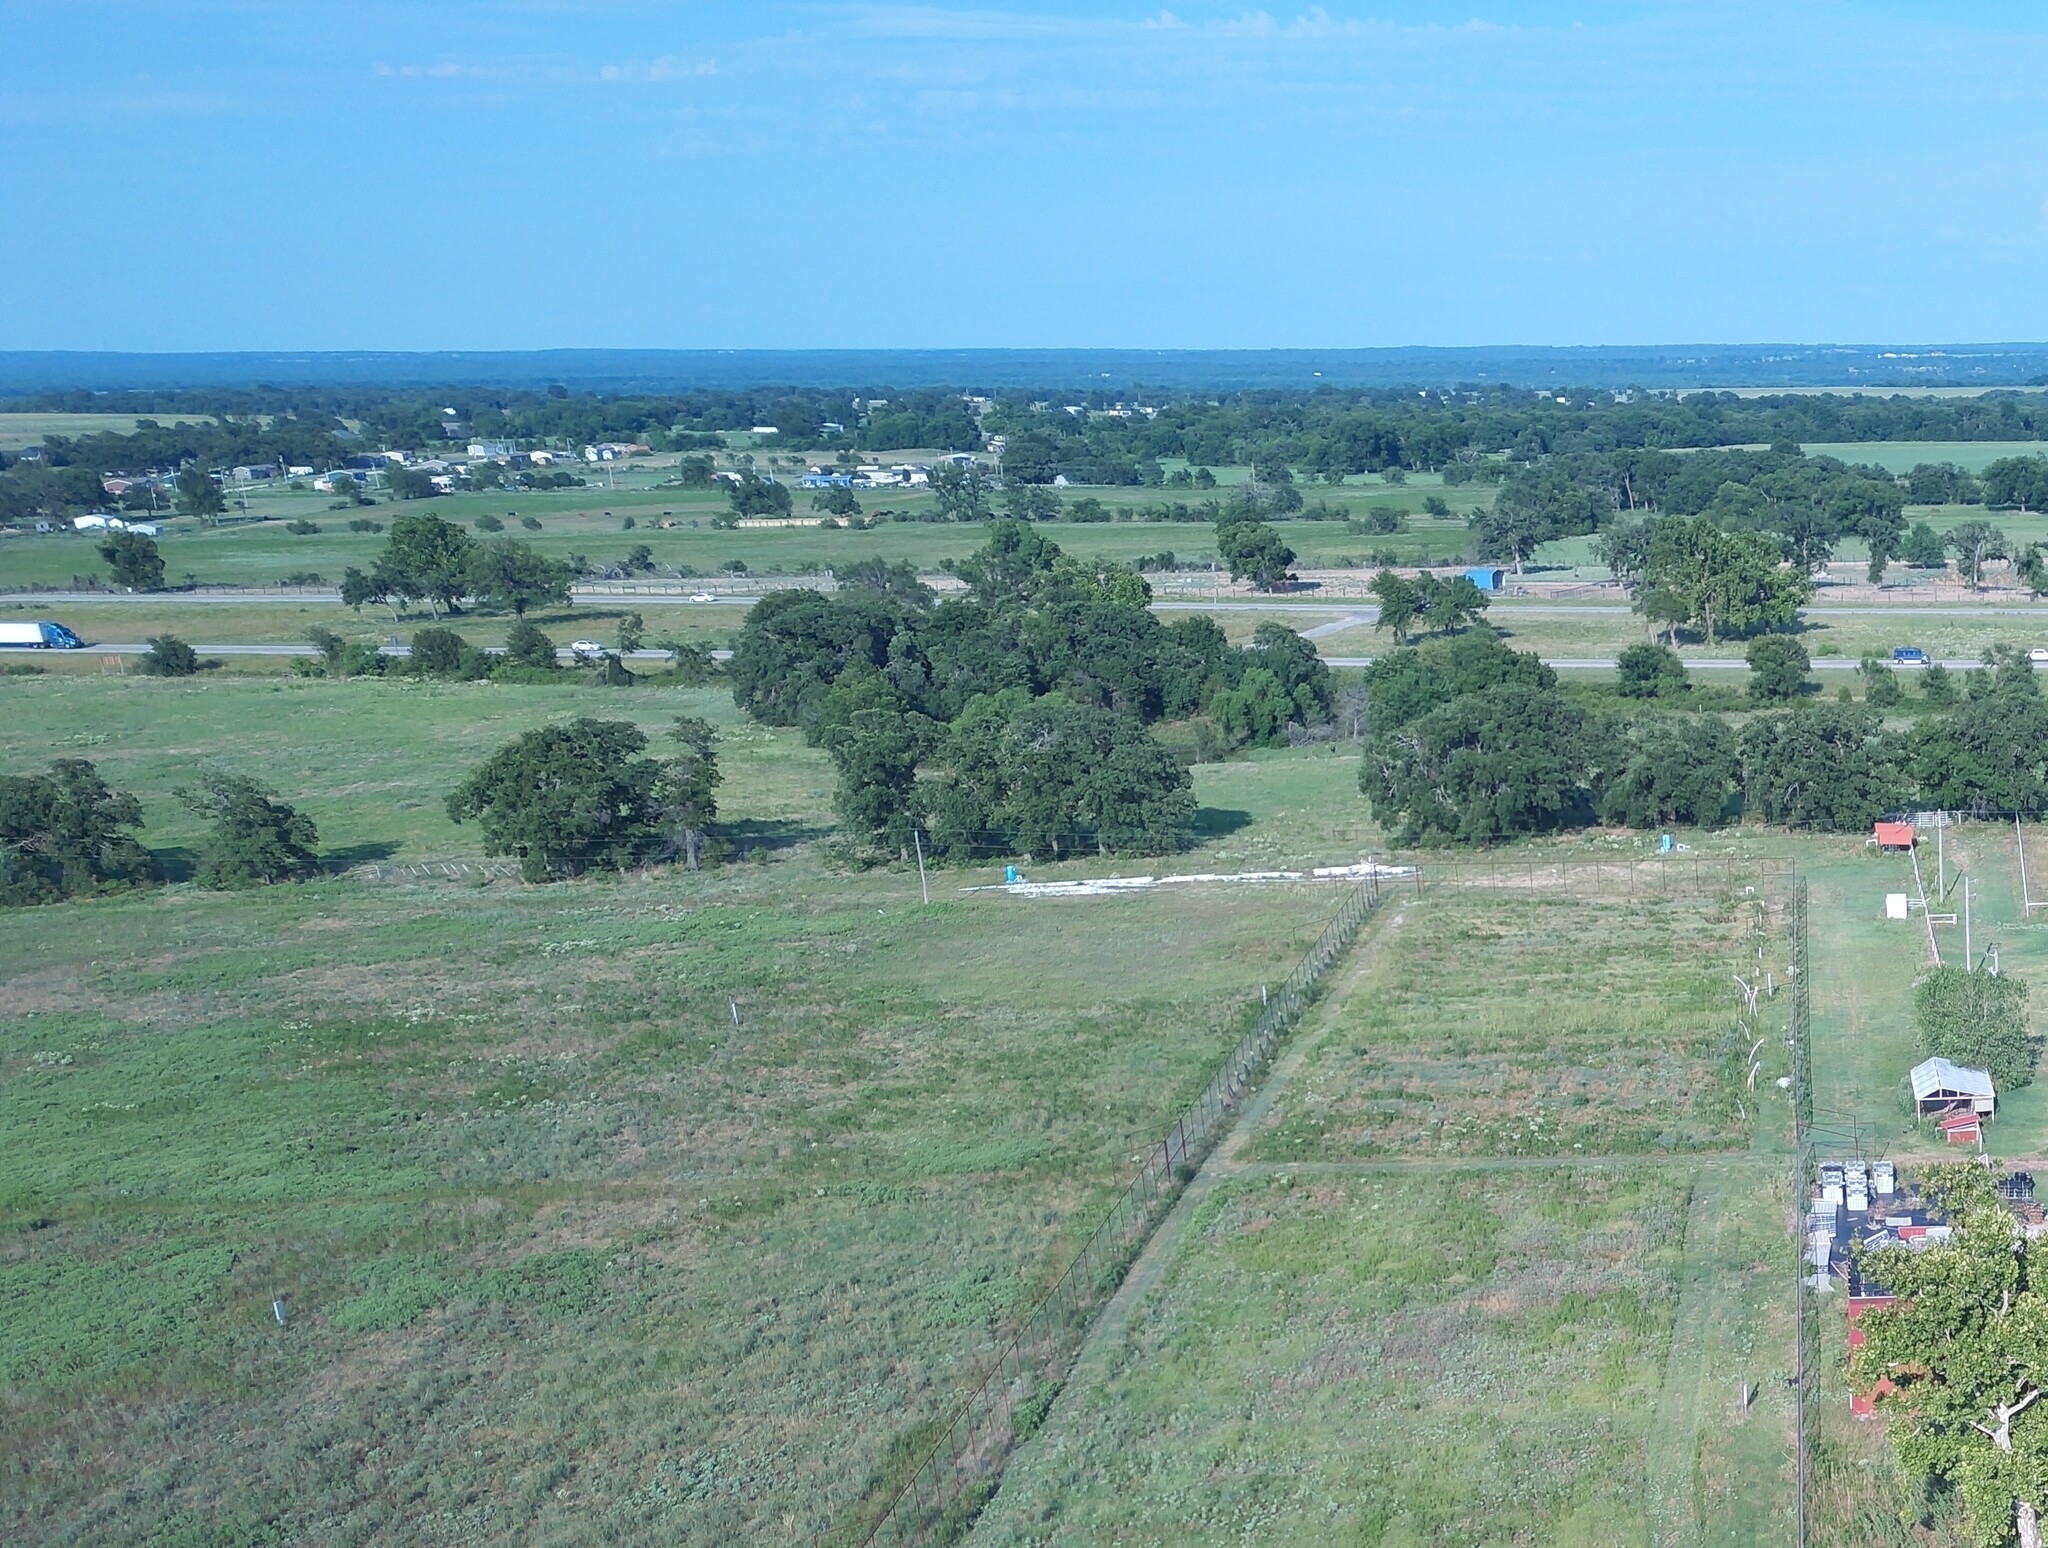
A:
[
  {"left": 348, "top": 857, "right": 523, "bottom": 882},
  {"left": 1789, "top": 879, "right": 1815, "bottom": 1548},
  {"left": 826, "top": 872, "right": 1387, "bottom": 1548}
]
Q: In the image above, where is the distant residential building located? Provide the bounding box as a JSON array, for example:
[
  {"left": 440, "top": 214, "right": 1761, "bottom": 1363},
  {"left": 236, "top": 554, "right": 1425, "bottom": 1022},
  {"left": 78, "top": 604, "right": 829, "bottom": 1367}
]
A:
[{"left": 468, "top": 440, "right": 515, "bottom": 459}]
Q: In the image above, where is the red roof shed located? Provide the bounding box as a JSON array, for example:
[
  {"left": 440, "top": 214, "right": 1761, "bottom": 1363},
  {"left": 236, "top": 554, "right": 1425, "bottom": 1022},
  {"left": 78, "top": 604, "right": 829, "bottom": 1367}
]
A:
[
  {"left": 1874, "top": 821, "right": 1915, "bottom": 850},
  {"left": 1940, "top": 1110, "right": 1983, "bottom": 1145}
]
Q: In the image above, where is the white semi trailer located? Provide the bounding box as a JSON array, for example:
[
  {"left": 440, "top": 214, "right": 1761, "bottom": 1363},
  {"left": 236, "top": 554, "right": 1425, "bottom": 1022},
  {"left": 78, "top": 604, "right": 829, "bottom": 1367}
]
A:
[{"left": 0, "top": 621, "right": 85, "bottom": 649}]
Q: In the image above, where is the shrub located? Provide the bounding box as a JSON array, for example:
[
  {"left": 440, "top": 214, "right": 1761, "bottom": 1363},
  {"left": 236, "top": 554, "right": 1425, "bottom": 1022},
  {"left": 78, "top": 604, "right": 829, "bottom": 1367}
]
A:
[
  {"left": 473, "top": 514, "right": 504, "bottom": 532},
  {"left": 406, "top": 627, "right": 490, "bottom": 680},
  {"left": 0, "top": 759, "right": 153, "bottom": 905},
  {"left": 1915, "top": 966, "right": 2036, "bottom": 1090},
  {"left": 1745, "top": 635, "right": 1810, "bottom": 702},
  {"left": 1860, "top": 658, "right": 1904, "bottom": 707},
  {"left": 139, "top": 635, "right": 201, "bottom": 677},
  {"left": 519, "top": 516, "right": 542, "bottom": 531},
  {"left": 284, "top": 519, "right": 321, "bottom": 535},
  {"left": 501, "top": 620, "right": 560, "bottom": 672},
  {"left": 99, "top": 530, "right": 165, "bottom": 590},
  {"left": 175, "top": 771, "right": 321, "bottom": 889},
  {"left": 1616, "top": 641, "right": 1688, "bottom": 699},
  {"left": 445, "top": 718, "right": 666, "bottom": 880},
  {"left": 347, "top": 518, "right": 385, "bottom": 534}
]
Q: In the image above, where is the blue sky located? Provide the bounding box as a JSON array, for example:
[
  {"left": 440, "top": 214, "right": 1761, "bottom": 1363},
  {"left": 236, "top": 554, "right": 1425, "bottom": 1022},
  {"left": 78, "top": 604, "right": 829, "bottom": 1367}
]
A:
[{"left": 5, "top": 1, "right": 2048, "bottom": 350}]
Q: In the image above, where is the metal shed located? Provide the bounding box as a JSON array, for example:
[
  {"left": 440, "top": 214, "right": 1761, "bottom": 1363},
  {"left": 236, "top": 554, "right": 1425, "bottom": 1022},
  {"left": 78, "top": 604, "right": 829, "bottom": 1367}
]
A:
[
  {"left": 1910, "top": 1056, "right": 1996, "bottom": 1116},
  {"left": 1463, "top": 566, "right": 1506, "bottom": 592},
  {"left": 1873, "top": 821, "right": 1915, "bottom": 851}
]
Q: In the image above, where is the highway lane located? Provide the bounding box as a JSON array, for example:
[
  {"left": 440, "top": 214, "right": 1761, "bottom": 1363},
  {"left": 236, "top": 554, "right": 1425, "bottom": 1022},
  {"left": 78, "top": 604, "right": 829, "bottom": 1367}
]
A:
[
  {"left": 69, "top": 643, "right": 709, "bottom": 661},
  {"left": 47, "top": 644, "right": 1970, "bottom": 671},
  {"left": 11, "top": 589, "right": 2048, "bottom": 622}
]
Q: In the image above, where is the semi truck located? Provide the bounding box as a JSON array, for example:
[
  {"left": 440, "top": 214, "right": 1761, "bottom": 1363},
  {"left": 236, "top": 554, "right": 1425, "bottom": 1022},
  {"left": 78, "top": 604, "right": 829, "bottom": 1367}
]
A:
[{"left": 0, "top": 621, "right": 85, "bottom": 649}]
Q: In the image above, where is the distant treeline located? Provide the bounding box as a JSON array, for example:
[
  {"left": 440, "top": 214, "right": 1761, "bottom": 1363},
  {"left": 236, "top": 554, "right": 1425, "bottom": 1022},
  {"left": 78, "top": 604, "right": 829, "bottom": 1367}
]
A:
[
  {"left": 11, "top": 382, "right": 2048, "bottom": 529},
  {"left": 1358, "top": 632, "right": 2048, "bottom": 844}
]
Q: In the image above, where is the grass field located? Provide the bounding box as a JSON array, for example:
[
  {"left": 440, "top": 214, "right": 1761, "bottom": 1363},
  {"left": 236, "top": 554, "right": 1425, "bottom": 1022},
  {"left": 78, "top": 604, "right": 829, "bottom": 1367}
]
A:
[
  {"left": 980, "top": 1165, "right": 1797, "bottom": 1548},
  {"left": 1799, "top": 441, "right": 2048, "bottom": 475},
  {"left": 5, "top": 646, "right": 2042, "bottom": 1543},
  {"left": 0, "top": 674, "right": 1374, "bottom": 1546},
  {"left": 1248, "top": 890, "right": 1769, "bottom": 1164},
  {"left": 0, "top": 467, "right": 1487, "bottom": 594},
  {"left": 1801, "top": 822, "right": 2048, "bottom": 1161},
  {"left": 0, "top": 413, "right": 161, "bottom": 450},
  {"left": 968, "top": 882, "right": 1799, "bottom": 1546}
]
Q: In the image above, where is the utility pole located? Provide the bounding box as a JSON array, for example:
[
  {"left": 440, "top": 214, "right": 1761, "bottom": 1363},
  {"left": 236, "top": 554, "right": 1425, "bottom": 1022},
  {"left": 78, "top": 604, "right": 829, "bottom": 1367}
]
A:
[
  {"left": 913, "top": 828, "right": 930, "bottom": 906},
  {"left": 1964, "top": 877, "right": 1973, "bottom": 969}
]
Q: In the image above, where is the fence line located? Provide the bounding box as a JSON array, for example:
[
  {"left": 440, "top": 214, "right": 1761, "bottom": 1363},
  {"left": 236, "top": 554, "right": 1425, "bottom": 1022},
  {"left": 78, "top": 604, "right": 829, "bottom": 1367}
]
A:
[
  {"left": 830, "top": 873, "right": 1387, "bottom": 1548},
  {"left": 1789, "top": 880, "right": 1815, "bottom": 1548},
  {"left": 348, "top": 857, "right": 522, "bottom": 882}
]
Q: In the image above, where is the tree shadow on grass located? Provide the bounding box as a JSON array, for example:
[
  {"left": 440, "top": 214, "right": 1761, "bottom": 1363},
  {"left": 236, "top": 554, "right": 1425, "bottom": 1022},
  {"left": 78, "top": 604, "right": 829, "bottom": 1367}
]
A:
[
  {"left": 323, "top": 840, "right": 403, "bottom": 874},
  {"left": 720, "top": 818, "right": 831, "bottom": 860},
  {"left": 1192, "top": 807, "right": 1255, "bottom": 840},
  {"left": 153, "top": 846, "right": 198, "bottom": 883}
]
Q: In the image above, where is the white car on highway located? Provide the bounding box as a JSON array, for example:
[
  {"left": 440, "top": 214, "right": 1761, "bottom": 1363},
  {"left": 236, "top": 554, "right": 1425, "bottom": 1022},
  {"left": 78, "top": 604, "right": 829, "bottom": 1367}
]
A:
[
  {"left": 569, "top": 639, "right": 607, "bottom": 660},
  {"left": 690, "top": 592, "right": 718, "bottom": 603},
  {"left": 2031, "top": 647, "right": 2048, "bottom": 665}
]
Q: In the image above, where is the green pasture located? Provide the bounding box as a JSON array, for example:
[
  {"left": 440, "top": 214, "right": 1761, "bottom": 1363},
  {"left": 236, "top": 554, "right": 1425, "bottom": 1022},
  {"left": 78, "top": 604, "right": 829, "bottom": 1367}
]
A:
[
  {"left": 5, "top": 652, "right": 2044, "bottom": 1544},
  {"left": 0, "top": 412, "right": 161, "bottom": 449},
  {"left": 1801, "top": 823, "right": 2048, "bottom": 1161},
  {"left": 0, "top": 673, "right": 1364, "bottom": 1546},
  {"left": 971, "top": 1160, "right": 1795, "bottom": 1547},
  {"left": 1249, "top": 889, "right": 1773, "bottom": 1164},
  {"left": 0, "top": 467, "right": 1487, "bottom": 593},
  {"left": 1799, "top": 440, "right": 2048, "bottom": 475}
]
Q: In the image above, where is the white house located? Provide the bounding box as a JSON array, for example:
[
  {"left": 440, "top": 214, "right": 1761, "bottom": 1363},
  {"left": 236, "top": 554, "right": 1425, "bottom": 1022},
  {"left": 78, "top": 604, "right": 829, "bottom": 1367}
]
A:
[{"left": 72, "top": 513, "right": 113, "bottom": 531}]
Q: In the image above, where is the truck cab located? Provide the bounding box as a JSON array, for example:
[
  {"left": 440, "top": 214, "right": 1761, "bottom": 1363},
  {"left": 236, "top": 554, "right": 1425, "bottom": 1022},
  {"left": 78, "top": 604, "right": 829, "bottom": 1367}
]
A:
[{"left": 0, "top": 621, "right": 86, "bottom": 649}]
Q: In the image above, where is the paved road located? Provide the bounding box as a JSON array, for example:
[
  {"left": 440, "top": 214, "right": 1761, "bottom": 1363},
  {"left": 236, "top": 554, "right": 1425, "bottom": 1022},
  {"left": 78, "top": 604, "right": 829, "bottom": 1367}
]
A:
[
  {"left": 76, "top": 643, "right": 712, "bottom": 661},
  {"left": 1323, "top": 655, "right": 1978, "bottom": 671},
  {"left": 0, "top": 589, "right": 753, "bottom": 607},
  {"left": 14, "top": 587, "right": 2048, "bottom": 620}
]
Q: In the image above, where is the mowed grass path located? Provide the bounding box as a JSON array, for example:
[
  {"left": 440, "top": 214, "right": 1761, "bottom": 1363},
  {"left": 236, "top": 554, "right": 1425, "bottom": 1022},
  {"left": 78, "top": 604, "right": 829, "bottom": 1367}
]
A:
[{"left": 0, "top": 676, "right": 1351, "bottom": 1545}]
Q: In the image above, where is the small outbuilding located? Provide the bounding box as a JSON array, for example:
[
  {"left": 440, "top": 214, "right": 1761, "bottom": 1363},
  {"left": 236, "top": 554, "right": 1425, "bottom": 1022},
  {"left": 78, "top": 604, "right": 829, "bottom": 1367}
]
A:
[
  {"left": 1940, "top": 1111, "right": 1984, "bottom": 1146},
  {"left": 1463, "top": 566, "right": 1506, "bottom": 592},
  {"left": 1874, "top": 821, "right": 1916, "bottom": 851},
  {"left": 1910, "top": 1056, "right": 1996, "bottom": 1118}
]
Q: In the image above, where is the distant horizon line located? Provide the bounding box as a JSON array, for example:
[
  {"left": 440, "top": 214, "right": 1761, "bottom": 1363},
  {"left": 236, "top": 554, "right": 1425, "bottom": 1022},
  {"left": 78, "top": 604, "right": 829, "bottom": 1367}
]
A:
[{"left": 7, "top": 343, "right": 2048, "bottom": 395}]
